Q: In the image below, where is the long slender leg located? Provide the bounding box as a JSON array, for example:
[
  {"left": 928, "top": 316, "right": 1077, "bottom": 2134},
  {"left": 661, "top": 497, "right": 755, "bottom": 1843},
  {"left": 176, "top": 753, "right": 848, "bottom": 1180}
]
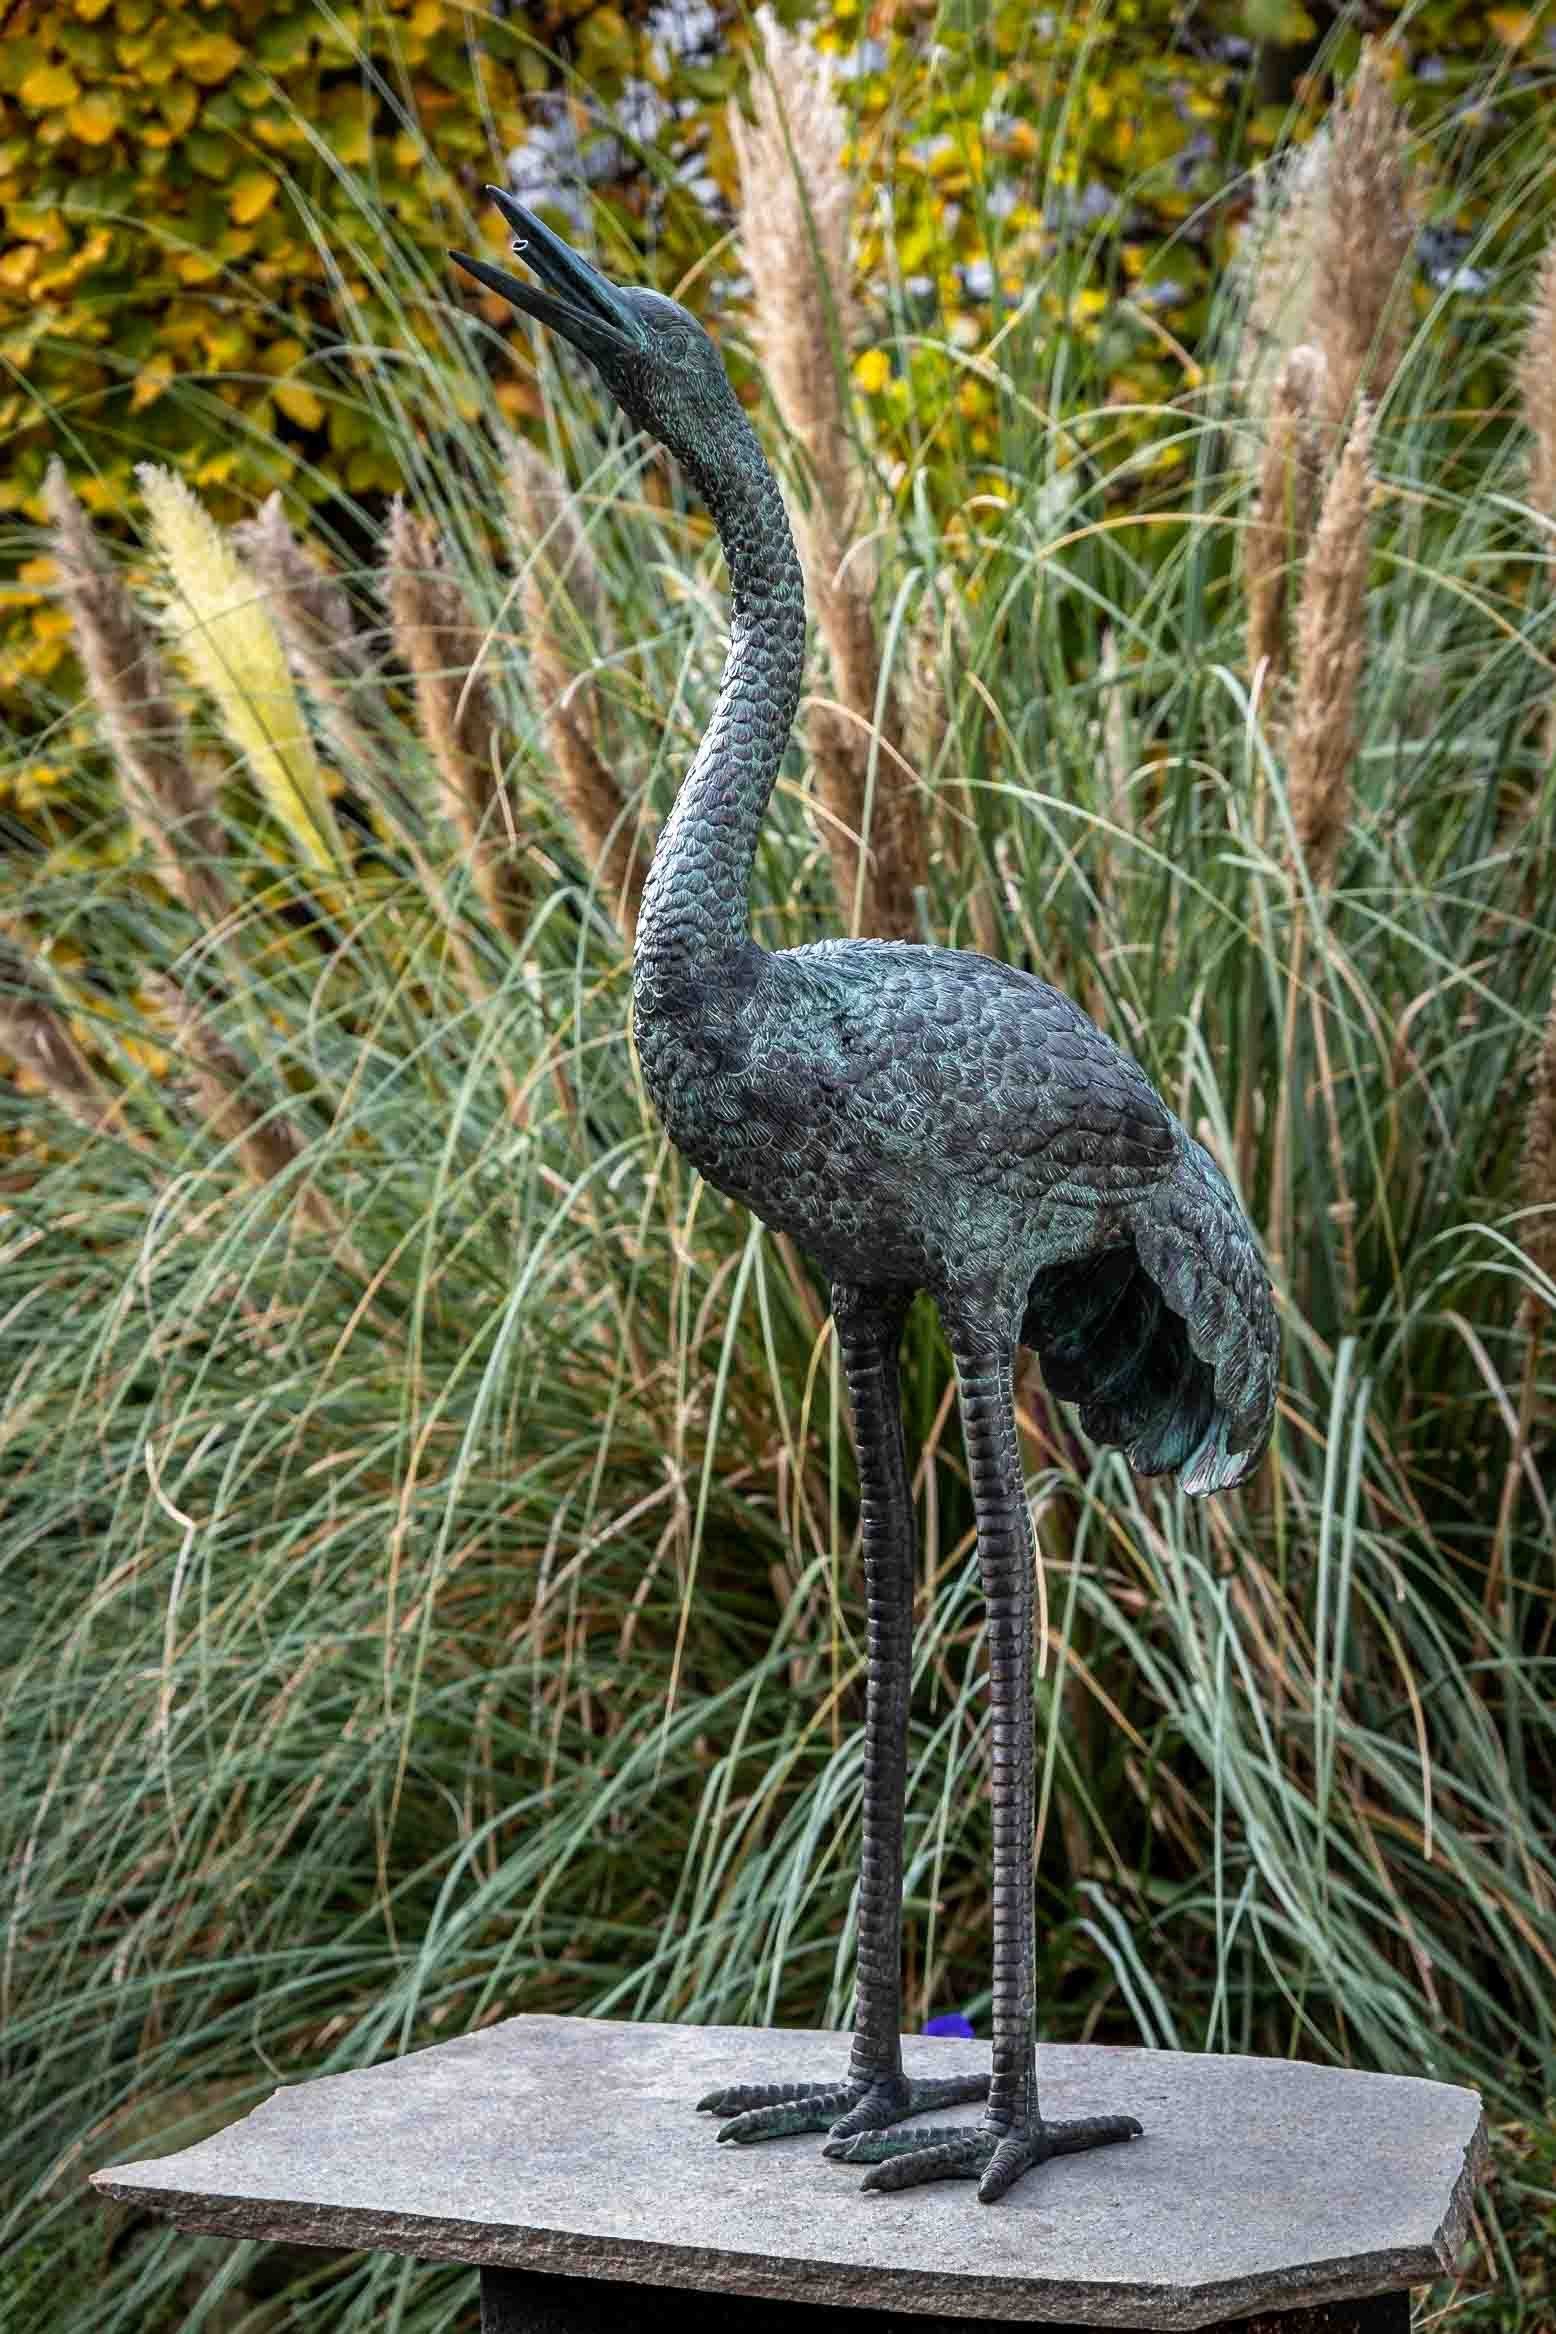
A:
[
  {"left": 835, "top": 1312, "right": 1140, "bottom": 2200},
  {"left": 700, "top": 1283, "right": 988, "bottom": 2146}
]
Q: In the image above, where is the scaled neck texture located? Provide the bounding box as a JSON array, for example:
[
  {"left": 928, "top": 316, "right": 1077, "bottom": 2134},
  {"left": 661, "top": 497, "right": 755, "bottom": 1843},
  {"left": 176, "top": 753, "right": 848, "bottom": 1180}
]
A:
[{"left": 632, "top": 411, "right": 806, "bottom": 1018}]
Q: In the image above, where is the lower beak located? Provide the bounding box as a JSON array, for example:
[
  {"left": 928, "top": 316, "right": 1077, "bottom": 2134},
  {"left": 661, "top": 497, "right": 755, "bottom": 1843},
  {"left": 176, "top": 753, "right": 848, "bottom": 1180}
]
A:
[{"left": 450, "top": 188, "right": 642, "bottom": 360}]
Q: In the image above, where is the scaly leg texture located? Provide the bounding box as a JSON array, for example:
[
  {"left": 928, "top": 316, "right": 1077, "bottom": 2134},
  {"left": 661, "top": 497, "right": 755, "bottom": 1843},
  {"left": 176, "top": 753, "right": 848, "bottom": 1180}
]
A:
[
  {"left": 699, "top": 1284, "right": 989, "bottom": 2147},
  {"left": 831, "top": 1316, "right": 1141, "bottom": 2200}
]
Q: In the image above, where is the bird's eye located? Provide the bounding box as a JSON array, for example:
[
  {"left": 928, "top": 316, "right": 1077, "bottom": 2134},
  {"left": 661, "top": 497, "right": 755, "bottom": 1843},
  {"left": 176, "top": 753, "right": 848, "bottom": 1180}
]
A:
[{"left": 659, "top": 326, "right": 692, "bottom": 363}]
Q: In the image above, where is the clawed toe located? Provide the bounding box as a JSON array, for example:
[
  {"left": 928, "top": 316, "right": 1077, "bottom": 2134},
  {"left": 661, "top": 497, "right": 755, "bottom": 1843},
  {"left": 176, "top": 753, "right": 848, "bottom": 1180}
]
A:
[
  {"left": 836, "top": 2109, "right": 1143, "bottom": 2201},
  {"left": 695, "top": 2064, "right": 992, "bottom": 2150}
]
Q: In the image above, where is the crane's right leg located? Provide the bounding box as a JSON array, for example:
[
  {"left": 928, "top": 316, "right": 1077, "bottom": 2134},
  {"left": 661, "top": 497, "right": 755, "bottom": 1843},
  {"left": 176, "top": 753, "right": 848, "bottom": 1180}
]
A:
[{"left": 698, "top": 1282, "right": 990, "bottom": 2148}]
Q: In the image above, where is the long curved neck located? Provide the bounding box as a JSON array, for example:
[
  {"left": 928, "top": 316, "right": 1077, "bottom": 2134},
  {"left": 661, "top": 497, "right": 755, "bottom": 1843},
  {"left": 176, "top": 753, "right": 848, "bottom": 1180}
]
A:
[{"left": 633, "top": 414, "right": 806, "bottom": 1008}]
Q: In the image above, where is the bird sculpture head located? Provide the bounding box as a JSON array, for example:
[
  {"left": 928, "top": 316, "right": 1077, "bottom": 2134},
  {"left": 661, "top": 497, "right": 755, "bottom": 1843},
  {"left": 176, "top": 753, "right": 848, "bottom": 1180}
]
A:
[{"left": 451, "top": 189, "right": 742, "bottom": 473}]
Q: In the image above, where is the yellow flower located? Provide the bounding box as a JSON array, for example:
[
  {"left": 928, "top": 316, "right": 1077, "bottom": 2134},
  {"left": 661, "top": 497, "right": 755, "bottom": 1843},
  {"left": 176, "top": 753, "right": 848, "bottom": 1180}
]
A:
[{"left": 853, "top": 348, "right": 890, "bottom": 394}]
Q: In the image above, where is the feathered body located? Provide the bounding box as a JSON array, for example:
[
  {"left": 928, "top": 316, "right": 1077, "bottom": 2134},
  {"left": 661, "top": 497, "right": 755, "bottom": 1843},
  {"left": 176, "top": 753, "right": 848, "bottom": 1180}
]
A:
[
  {"left": 638, "top": 935, "right": 1274, "bottom": 1494},
  {"left": 453, "top": 191, "right": 1278, "bottom": 2206}
]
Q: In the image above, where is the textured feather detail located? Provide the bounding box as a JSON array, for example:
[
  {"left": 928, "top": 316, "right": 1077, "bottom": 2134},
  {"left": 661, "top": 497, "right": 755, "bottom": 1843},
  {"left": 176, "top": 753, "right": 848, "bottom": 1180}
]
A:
[
  {"left": 1127, "top": 1132, "right": 1279, "bottom": 1493},
  {"left": 1021, "top": 1131, "right": 1276, "bottom": 1495}
]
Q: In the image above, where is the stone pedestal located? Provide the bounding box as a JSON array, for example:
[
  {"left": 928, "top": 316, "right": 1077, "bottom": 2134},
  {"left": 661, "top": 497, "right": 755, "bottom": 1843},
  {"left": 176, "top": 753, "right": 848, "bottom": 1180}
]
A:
[{"left": 92, "top": 2014, "right": 1486, "bottom": 2330}]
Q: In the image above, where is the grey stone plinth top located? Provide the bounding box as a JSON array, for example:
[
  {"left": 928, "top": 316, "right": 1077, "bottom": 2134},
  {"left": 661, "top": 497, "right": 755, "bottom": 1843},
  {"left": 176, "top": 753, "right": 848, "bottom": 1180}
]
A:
[{"left": 93, "top": 2016, "right": 1485, "bottom": 2328}]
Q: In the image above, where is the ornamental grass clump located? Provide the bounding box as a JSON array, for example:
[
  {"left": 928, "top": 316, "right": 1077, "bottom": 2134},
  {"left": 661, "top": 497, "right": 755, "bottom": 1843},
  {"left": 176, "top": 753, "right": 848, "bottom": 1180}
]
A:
[
  {"left": 136, "top": 465, "right": 345, "bottom": 880},
  {"left": 731, "top": 5, "right": 926, "bottom": 940},
  {"left": 4, "top": 34, "right": 1556, "bottom": 2334}
]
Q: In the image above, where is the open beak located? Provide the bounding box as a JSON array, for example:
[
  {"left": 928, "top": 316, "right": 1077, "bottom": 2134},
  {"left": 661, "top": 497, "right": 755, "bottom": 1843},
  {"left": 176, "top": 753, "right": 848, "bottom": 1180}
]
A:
[{"left": 450, "top": 188, "right": 643, "bottom": 360}]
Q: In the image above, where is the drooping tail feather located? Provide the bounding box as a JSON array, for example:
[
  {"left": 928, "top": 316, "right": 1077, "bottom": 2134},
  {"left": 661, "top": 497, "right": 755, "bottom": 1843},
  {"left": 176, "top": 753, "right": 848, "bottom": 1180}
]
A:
[{"left": 1022, "top": 1132, "right": 1277, "bottom": 1496}]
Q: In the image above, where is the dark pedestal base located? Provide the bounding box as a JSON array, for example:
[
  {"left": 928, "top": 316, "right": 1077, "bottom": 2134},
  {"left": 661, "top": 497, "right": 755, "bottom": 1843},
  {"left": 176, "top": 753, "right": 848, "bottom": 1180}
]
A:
[{"left": 480, "top": 2267, "right": 1411, "bottom": 2334}]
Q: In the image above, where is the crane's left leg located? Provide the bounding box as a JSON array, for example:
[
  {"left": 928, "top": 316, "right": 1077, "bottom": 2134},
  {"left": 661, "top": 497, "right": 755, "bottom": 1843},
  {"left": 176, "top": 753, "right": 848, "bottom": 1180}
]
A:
[
  {"left": 698, "top": 1282, "right": 989, "bottom": 2147},
  {"left": 833, "top": 1313, "right": 1142, "bottom": 2200}
]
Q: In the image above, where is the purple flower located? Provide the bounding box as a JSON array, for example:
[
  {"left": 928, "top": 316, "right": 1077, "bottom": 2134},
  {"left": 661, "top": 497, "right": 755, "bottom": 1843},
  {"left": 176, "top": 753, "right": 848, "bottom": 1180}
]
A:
[{"left": 922, "top": 2011, "right": 976, "bottom": 2039}]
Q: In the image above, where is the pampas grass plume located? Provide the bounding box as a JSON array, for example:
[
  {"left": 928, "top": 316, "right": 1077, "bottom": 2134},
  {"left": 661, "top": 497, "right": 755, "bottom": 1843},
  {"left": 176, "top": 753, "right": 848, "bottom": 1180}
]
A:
[
  {"left": 730, "top": 9, "right": 925, "bottom": 937},
  {"left": 1313, "top": 43, "right": 1415, "bottom": 428},
  {"left": 1287, "top": 402, "right": 1375, "bottom": 889},
  {"left": 136, "top": 465, "right": 343, "bottom": 877},
  {"left": 46, "top": 461, "right": 230, "bottom": 928},
  {"left": 1245, "top": 343, "right": 1328, "bottom": 693},
  {"left": 383, "top": 499, "right": 527, "bottom": 944}
]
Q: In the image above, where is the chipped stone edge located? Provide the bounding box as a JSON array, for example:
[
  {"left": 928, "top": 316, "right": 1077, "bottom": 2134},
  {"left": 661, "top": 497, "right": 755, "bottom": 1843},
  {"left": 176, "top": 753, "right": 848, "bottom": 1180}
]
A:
[
  {"left": 1430, "top": 2109, "right": 1491, "bottom": 2276},
  {"left": 89, "top": 2175, "right": 1454, "bottom": 2331}
]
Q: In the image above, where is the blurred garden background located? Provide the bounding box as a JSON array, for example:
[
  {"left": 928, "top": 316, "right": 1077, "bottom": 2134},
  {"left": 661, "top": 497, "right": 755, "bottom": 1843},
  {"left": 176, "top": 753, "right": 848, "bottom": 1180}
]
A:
[{"left": 3, "top": 0, "right": 1556, "bottom": 2324}]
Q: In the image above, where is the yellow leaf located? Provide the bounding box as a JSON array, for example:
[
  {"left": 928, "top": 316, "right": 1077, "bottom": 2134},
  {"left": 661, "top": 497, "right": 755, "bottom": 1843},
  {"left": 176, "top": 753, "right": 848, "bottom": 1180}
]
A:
[
  {"left": 131, "top": 357, "right": 174, "bottom": 411},
  {"left": 0, "top": 245, "right": 39, "bottom": 289},
  {"left": 75, "top": 0, "right": 114, "bottom": 16},
  {"left": 180, "top": 30, "right": 243, "bottom": 84},
  {"left": 274, "top": 380, "right": 324, "bottom": 429},
  {"left": 229, "top": 170, "right": 278, "bottom": 224},
  {"left": 68, "top": 92, "right": 120, "bottom": 143},
  {"left": 20, "top": 62, "right": 82, "bottom": 109},
  {"left": 18, "top": 555, "right": 57, "bottom": 589},
  {"left": 1489, "top": 7, "right": 1535, "bottom": 41},
  {"left": 175, "top": 249, "right": 222, "bottom": 282},
  {"left": 159, "top": 80, "right": 199, "bottom": 135},
  {"left": 853, "top": 347, "right": 890, "bottom": 394}
]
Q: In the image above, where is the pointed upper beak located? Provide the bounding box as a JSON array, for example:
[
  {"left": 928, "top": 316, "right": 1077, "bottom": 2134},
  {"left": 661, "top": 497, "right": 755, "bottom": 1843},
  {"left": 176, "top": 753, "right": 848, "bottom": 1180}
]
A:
[{"left": 450, "top": 188, "right": 643, "bottom": 359}]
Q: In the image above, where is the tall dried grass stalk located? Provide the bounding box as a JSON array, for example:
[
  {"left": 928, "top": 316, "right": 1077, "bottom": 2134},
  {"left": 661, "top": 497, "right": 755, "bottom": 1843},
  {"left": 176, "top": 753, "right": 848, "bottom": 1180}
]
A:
[
  {"left": 1519, "top": 990, "right": 1556, "bottom": 1307},
  {"left": 383, "top": 499, "right": 527, "bottom": 945},
  {"left": 1287, "top": 402, "right": 1375, "bottom": 890},
  {"left": 1245, "top": 343, "right": 1328, "bottom": 694},
  {"left": 231, "top": 494, "right": 378, "bottom": 768},
  {"left": 505, "top": 442, "right": 648, "bottom": 941},
  {"left": 45, "top": 462, "right": 230, "bottom": 929},
  {"left": 137, "top": 466, "right": 344, "bottom": 879},
  {"left": 1312, "top": 44, "right": 1416, "bottom": 429},
  {"left": 1519, "top": 241, "right": 1556, "bottom": 527},
  {"left": 0, "top": 930, "right": 113, "bottom": 1133},
  {"left": 149, "top": 974, "right": 344, "bottom": 1244},
  {"left": 730, "top": 8, "right": 925, "bottom": 936}
]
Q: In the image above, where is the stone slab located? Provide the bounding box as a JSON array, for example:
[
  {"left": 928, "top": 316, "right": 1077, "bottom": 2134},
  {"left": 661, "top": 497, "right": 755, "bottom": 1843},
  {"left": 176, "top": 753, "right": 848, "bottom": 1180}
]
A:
[{"left": 93, "top": 2015, "right": 1486, "bottom": 2329}]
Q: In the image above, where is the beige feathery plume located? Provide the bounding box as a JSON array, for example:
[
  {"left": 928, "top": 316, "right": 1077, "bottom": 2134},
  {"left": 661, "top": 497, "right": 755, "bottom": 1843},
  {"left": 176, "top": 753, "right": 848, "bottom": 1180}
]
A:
[
  {"left": 1236, "top": 129, "right": 1332, "bottom": 418},
  {"left": 1287, "top": 402, "right": 1375, "bottom": 889},
  {"left": 1245, "top": 343, "right": 1328, "bottom": 694},
  {"left": 382, "top": 498, "right": 527, "bottom": 945},
  {"left": 0, "top": 929, "right": 112, "bottom": 1132},
  {"left": 1518, "top": 240, "right": 1556, "bottom": 527},
  {"left": 1312, "top": 44, "right": 1416, "bottom": 429},
  {"left": 45, "top": 462, "right": 230, "bottom": 928},
  {"left": 231, "top": 493, "right": 376, "bottom": 757},
  {"left": 729, "top": 8, "right": 860, "bottom": 524},
  {"left": 505, "top": 441, "right": 649, "bottom": 940},
  {"left": 136, "top": 465, "right": 344, "bottom": 878},
  {"left": 730, "top": 8, "right": 925, "bottom": 936}
]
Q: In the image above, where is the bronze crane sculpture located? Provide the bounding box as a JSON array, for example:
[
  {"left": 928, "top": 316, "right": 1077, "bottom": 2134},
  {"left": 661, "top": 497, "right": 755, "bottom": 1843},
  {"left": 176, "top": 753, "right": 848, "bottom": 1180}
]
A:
[{"left": 452, "top": 192, "right": 1278, "bottom": 2204}]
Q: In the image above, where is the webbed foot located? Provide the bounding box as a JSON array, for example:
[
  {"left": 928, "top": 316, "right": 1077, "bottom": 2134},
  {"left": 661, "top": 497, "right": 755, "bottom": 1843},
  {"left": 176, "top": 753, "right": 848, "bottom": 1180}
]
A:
[
  {"left": 830, "top": 2107, "right": 1141, "bottom": 2202},
  {"left": 696, "top": 2066, "right": 991, "bottom": 2146}
]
